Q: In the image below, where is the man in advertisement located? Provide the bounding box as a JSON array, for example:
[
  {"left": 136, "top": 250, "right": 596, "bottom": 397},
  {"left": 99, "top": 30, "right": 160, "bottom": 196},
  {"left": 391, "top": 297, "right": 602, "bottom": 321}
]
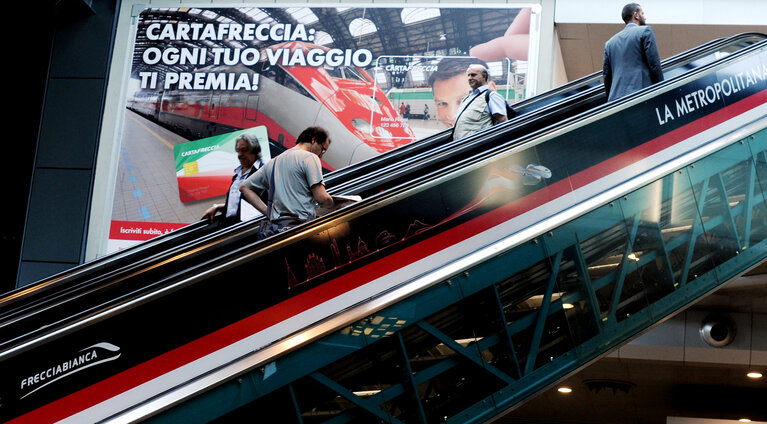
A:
[
  {"left": 106, "top": 6, "right": 536, "bottom": 252},
  {"left": 452, "top": 64, "right": 509, "bottom": 140},
  {"left": 201, "top": 133, "right": 263, "bottom": 226},
  {"left": 602, "top": 3, "right": 664, "bottom": 101},
  {"left": 429, "top": 57, "right": 490, "bottom": 128}
]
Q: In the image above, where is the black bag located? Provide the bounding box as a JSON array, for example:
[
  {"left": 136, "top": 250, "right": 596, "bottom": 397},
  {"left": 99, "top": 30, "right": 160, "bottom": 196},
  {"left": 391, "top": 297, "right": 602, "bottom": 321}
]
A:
[
  {"left": 257, "top": 214, "right": 304, "bottom": 240},
  {"left": 257, "top": 219, "right": 281, "bottom": 239},
  {"left": 484, "top": 90, "right": 517, "bottom": 119}
]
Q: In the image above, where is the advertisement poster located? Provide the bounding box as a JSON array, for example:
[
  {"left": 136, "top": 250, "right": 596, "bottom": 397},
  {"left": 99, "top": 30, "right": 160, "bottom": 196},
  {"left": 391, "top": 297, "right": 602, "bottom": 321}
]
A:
[
  {"left": 109, "top": 5, "right": 538, "bottom": 252},
  {"left": 174, "top": 126, "right": 271, "bottom": 203}
]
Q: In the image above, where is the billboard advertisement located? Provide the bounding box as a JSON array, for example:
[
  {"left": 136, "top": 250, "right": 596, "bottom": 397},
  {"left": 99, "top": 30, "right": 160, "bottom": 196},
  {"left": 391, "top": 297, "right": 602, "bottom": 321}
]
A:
[{"left": 108, "top": 5, "right": 538, "bottom": 252}]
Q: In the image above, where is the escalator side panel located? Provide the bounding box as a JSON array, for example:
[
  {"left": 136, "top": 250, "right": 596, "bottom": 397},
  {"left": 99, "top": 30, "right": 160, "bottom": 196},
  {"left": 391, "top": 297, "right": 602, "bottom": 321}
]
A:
[
  {"left": 157, "top": 126, "right": 767, "bottom": 424},
  {"left": 3, "top": 42, "right": 767, "bottom": 424},
  {"left": 5, "top": 34, "right": 762, "bottom": 323}
]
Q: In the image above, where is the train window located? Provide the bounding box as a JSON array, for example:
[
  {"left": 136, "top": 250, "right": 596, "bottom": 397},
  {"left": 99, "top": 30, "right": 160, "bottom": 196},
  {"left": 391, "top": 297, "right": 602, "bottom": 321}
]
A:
[
  {"left": 221, "top": 93, "right": 232, "bottom": 107},
  {"left": 245, "top": 95, "right": 259, "bottom": 121},
  {"left": 323, "top": 65, "right": 370, "bottom": 82},
  {"left": 343, "top": 67, "right": 371, "bottom": 82},
  {"left": 257, "top": 65, "right": 313, "bottom": 100},
  {"left": 324, "top": 66, "right": 344, "bottom": 79},
  {"left": 164, "top": 93, "right": 179, "bottom": 111},
  {"left": 228, "top": 94, "right": 245, "bottom": 109},
  {"left": 191, "top": 93, "right": 207, "bottom": 118},
  {"left": 209, "top": 94, "right": 220, "bottom": 118}
]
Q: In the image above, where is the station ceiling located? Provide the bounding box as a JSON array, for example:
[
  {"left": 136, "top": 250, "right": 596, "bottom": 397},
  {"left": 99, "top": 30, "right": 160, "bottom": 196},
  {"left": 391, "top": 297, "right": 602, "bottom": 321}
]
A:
[{"left": 131, "top": 7, "right": 523, "bottom": 79}]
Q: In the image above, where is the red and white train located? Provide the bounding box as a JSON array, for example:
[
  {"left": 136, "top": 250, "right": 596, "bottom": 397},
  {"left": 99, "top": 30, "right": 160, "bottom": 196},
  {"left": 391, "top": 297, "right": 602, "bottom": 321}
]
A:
[{"left": 128, "top": 41, "right": 416, "bottom": 170}]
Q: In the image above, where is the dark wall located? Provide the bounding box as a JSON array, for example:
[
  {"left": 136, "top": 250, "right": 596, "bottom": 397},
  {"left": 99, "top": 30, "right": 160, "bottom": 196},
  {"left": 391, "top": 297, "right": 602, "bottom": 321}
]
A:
[
  {"left": 5, "top": 0, "right": 118, "bottom": 291},
  {"left": 0, "top": 8, "right": 49, "bottom": 293}
]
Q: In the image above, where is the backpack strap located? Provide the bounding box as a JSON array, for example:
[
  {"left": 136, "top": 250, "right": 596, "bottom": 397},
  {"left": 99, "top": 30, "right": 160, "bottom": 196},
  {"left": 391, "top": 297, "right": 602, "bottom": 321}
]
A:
[
  {"left": 452, "top": 90, "right": 485, "bottom": 138},
  {"left": 485, "top": 89, "right": 516, "bottom": 120},
  {"left": 265, "top": 158, "right": 277, "bottom": 222}
]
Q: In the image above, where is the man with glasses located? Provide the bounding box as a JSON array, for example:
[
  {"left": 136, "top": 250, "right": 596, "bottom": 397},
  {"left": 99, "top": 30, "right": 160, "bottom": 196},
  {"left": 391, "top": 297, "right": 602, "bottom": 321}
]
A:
[{"left": 240, "top": 126, "right": 333, "bottom": 232}]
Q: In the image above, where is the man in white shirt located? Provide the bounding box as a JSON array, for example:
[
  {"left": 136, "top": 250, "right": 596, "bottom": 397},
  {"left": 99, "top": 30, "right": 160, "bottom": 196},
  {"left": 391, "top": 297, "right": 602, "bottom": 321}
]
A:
[{"left": 453, "top": 64, "right": 508, "bottom": 140}]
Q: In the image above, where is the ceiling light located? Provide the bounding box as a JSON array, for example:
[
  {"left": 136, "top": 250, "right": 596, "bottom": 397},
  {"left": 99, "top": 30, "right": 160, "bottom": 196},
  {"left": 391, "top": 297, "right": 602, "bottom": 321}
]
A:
[
  {"left": 738, "top": 419, "right": 751, "bottom": 423},
  {"left": 557, "top": 386, "right": 572, "bottom": 394},
  {"left": 353, "top": 389, "right": 381, "bottom": 397},
  {"left": 349, "top": 18, "right": 377, "bottom": 37},
  {"left": 746, "top": 371, "right": 762, "bottom": 379},
  {"left": 400, "top": 8, "right": 441, "bottom": 25},
  {"left": 562, "top": 303, "right": 574, "bottom": 309}
]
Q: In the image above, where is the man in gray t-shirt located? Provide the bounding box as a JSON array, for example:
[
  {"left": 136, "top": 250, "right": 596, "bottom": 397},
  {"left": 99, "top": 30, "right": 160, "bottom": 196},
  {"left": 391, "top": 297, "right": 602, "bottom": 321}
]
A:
[{"left": 240, "top": 126, "right": 333, "bottom": 222}]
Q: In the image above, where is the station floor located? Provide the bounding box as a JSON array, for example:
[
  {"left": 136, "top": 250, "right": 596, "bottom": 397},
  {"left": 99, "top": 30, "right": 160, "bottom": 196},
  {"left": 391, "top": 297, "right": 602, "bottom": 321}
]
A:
[{"left": 111, "top": 110, "right": 220, "bottom": 224}]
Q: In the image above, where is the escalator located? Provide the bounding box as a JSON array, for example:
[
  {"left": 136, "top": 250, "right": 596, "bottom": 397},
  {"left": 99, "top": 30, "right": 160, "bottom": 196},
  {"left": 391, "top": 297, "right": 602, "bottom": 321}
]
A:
[
  {"left": 2, "top": 32, "right": 753, "bottom": 320},
  {"left": 180, "top": 122, "right": 767, "bottom": 424},
  {"left": 2, "top": 34, "right": 767, "bottom": 423}
]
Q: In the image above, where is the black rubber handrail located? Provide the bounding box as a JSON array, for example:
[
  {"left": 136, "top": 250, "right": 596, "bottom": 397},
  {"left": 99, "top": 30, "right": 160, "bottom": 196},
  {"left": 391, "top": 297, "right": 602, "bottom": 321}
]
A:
[
  {"left": 1, "top": 33, "right": 763, "bottom": 351},
  {"left": 6, "top": 31, "right": 757, "bottom": 309}
]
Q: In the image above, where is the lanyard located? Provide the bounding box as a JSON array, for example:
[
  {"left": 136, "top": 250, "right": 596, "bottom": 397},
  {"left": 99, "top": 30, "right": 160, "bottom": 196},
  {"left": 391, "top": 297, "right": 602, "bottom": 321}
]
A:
[{"left": 454, "top": 89, "right": 485, "bottom": 126}]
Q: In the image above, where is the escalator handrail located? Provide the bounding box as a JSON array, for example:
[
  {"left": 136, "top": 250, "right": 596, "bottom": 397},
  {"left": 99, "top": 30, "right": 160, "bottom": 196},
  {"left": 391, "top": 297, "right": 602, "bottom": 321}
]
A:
[
  {"left": 327, "top": 32, "right": 767, "bottom": 193},
  {"left": 5, "top": 31, "right": 760, "bottom": 307},
  {"left": 1, "top": 33, "right": 764, "bottom": 344},
  {"left": 1, "top": 32, "right": 763, "bottom": 333},
  {"left": 90, "top": 41, "right": 767, "bottom": 424},
  {"left": 330, "top": 32, "right": 767, "bottom": 198}
]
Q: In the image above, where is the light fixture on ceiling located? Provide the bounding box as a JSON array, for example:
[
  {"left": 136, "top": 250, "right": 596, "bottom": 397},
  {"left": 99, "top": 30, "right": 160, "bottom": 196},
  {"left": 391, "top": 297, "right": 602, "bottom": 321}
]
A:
[
  {"left": 557, "top": 386, "right": 572, "bottom": 394},
  {"left": 738, "top": 419, "right": 751, "bottom": 423},
  {"left": 353, "top": 389, "right": 382, "bottom": 397},
  {"left": 746, "top": 314, "right": 761, "bottom": 379}
]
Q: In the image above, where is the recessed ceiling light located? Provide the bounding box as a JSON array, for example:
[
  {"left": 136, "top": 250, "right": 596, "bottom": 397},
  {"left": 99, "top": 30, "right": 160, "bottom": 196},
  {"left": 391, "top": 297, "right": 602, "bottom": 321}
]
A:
[
  {"left": 746, "top": 371, "right": 763, "bottom": 379},
  {"left": 738, "top": 419, "right": 751, "bottom": 423},
  {"left": 557, "top": 386, "right": 572, "bottom": 394},
  {"left": 352, "top": 389, "right": 381, "bottom": 397},
  {"left": 562, "top": 303, "right": 574, "bottom": 309}
]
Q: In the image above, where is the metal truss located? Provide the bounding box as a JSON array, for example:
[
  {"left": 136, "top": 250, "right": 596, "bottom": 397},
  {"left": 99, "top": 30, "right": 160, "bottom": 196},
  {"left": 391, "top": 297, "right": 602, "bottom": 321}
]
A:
[{"left": 149, "top": 128, "right": 767, "bottom": 424}]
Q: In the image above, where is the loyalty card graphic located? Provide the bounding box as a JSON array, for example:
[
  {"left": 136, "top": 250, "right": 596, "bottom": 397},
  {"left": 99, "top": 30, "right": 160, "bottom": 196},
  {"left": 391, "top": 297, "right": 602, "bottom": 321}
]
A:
[{"left": 174, "top": 126, "right": 270, "bottom": 203}]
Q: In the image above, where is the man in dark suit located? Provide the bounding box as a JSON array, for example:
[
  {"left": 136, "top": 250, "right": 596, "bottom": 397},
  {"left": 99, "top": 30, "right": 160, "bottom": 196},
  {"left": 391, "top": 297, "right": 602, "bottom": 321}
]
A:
[{"left": 603, "top": 3, "right": 664, "bottom": 101}]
